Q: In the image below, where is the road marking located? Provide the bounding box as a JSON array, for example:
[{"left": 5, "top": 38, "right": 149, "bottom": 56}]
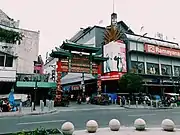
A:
[
  {"left": 58, "top": 107, "right": 124, "bottom": 112},
  {"left": 16, "top": 120, "right": 66, "bottom": 125},
  {"left": 128, "top": 113, "right": 156, "bottom": 117},
  {"left": 172, "top": 112, "right": 180, "bottom": 114}
]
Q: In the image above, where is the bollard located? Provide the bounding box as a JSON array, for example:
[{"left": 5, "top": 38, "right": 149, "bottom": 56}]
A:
[
  {"left": 61, "top": 122, "right": 74, "bottom": 135},
  {"left": 51, "top": 100, "right": 54, "bottom": 110},
  {"left": 48, "top": 100, "right": 52, "bottom": 111},
  {"left": 109, "top": 119, "right": 121, "bottom": 131},
  {"left": 19, "top": 102, "right": 22, "bottom": 113},
  {"left": 41, "top": 102, "right": 44, "bottom": 112},
  {"left": 46, "top": 99, "right": 49, "bottom": 107},
  {"left": 40, "top": 100, "right": 44, "bottom": 112},
  {"left": 136, "top": 101, "right": 138, "bottom": 108},
  {"left": 125, "top": 100, "right": 127, "bottom": 106},
  {"left": 143, "top": 101, "right": 146, "bottom": 108},
  {"left": 31, "top": 102, "right": 34, "bottom": 112},
  {"left": 156, "top": 100, "right": 158, "bottom": 108},
  {"left": 115, "top": 99, "right": 117, "bottom": 104},
  {"left": 150, "top": 100, "right": 153, "bottom": 108},
  {"left": 129, "top": 100, "right": 131, "bottom": 107}
]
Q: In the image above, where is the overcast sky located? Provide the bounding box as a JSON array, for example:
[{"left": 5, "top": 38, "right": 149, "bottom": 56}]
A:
[{"left": 1, "top": 0, "right": 180, "bottom": 60}]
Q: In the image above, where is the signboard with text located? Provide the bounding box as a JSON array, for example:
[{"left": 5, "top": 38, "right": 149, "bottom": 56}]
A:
[
  {"left": 60, "top": 54, "right": 98, "bottom": 74},
  {"left": 144, "top": 44, "right": 180, "bottom": 57},
  {"left": 101, "top": 71, "right": 125, "bottom": 81}
]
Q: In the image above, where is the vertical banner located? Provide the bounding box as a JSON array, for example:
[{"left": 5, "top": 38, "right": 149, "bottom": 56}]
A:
[
  {"left": 55, "top": 60, "right": 62, "bottom": 103},
  {"left": 97, "top": 64, "right": 102, "bottom": 94}
]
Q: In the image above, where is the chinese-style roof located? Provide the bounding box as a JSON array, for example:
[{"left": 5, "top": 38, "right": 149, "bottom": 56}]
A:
[
  {"left": 61, "top": 40, "right": 101, "bottom": 53},
  {"left": 49, "top": 49, "right": 70, "bottom": 58},
  {"left": 92, "top": 55, "right": 108, "bottom": 62}
]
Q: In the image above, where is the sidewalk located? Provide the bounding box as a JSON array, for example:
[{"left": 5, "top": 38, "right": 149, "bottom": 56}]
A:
[
  {"left": 0, "top": 107, "right": 57, "bottom": 118},
  {"left": 74, "top": 127, "right": 180, "bottom": 135}
]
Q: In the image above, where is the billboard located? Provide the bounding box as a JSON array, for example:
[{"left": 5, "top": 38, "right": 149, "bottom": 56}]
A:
[{"left": 103, "top": 40, "right": 127, "bottom": 73}]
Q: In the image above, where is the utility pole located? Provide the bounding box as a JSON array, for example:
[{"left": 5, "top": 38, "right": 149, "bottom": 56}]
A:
[{"left": 33, "top": 76, "right": 38, "bottom": 111}]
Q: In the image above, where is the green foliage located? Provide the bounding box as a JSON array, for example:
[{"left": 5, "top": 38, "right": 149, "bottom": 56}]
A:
[
  {"left": 9, "top": 128, "right": 62, "bottom": 135},
  {"left": 0, "top": 27, "right": 24, "bottom": 45},
  {"left": 118, "top": 73, "right": 143, "bottom": 93}
]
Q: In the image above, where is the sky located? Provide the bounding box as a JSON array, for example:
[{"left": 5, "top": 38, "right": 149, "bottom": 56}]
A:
[{"left": 1, "top": 0, "right": 180, "bottom": 61}]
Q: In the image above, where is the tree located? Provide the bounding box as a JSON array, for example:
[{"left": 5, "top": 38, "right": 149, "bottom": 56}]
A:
[{"left": 118, "top": 73, "right": 143, "bottom": 93}]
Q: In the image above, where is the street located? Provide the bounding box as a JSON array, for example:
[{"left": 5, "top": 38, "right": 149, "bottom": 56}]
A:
[{"left": 0, "top": 104, "right": 180, "bottom": 134}]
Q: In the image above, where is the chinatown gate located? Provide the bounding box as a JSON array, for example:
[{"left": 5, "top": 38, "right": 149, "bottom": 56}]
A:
[{"left": 50, "top": 40, "right": 107, "bottom": 105}]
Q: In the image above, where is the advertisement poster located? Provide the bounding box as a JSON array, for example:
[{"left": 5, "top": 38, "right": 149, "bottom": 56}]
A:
[{"left": 103, "top": 40, "right": 127, "bottom": 73}]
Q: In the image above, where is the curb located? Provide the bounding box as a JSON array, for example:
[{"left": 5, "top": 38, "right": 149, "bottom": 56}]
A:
[
  {"left": 0, "top": 109, "right": 57, "bottom": 118},
  {"left": 124, "top": 106, "right": 173, "bottom": 109}
]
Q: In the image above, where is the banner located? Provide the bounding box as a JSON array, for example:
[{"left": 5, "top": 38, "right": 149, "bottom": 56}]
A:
[{"left": 103, "top": 40, "right": 127, "bottom": 73}]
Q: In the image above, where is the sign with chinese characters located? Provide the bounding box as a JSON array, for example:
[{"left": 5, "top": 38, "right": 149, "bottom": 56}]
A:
[
  {"left": 60, "top": 53, "right": 99, "bottom": 74},
  {"left": 144, "top": 44, "right": 180, "bottom": 57}
]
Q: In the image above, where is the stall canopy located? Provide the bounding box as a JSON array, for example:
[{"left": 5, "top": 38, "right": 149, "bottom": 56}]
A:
[{"left": 61, "top": 73, "right": 95, "bottom": 85}]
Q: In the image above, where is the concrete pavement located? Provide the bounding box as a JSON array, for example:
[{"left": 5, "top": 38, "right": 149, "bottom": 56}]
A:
[
  {"left": 75, "top": 127, "right": 180, "bottom": 135},
  {"left": 0, "top": 107, "right": 57, "bottom": 118},
  {"left": 1, "top": 104, "right": 180, "bottom": 134}
]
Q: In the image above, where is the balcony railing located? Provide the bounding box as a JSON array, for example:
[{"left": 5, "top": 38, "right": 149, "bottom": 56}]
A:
[
  {"left": 0, "top": 42, "right": 17, "bottom": 56},
  {"left": 16, "top": 74, "right": 49, "bottom": 82}
]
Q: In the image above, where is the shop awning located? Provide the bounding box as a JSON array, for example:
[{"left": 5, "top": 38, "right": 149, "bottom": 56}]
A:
[{"left": 61, "top": 73, "right": 95, "bottom": 85}]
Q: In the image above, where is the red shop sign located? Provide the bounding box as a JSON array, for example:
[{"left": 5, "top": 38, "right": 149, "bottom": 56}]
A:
[
  {"left": 101, "top": 72, "right": 125, "bottom": 81},
  {"left": 144, "top": 44, "right": 180, "bottom": 57}
]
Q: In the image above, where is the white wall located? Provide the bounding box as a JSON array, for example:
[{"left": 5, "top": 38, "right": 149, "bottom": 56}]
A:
[
  {"left": 16, "top": 29, "right": 39, "bottom": 74},
  {"left": 0, "top": 9, "right": 40, "bottom": 74}
]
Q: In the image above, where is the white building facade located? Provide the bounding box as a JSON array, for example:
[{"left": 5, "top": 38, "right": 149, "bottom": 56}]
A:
[
  {"left": 0, "top": 9, "right": 39, "bottom": 91},
  {"left": 0, "top": 9, "right": 39, "bottom": 76}
]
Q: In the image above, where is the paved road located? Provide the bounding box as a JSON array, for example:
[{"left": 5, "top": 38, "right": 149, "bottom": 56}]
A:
[{"left": 0, "top": 104, "right": 180, "bottom": 134}]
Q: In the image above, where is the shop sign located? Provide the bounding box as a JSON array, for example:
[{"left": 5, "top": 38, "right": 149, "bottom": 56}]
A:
[
  {"left": 61, "top": 54, "right": 99, "bottom": 74},
  {"left": 101, "top": 72, "right": 125, "bottom": 81},
  {"left": 71, "top": 85, "right": 81, "bottom": 91},
  {"left": 145, "top": 44, "right": 180, "bottom": 57}
]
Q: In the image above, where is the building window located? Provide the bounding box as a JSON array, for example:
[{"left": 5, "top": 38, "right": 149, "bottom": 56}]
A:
[
  {"left": 0, "top": 56, "right": 5, "bottom": 66},
  {"left": 5, "top": 56, "right": 13, "bottom": 67},
  {"left": 131, "top": 61, "right": 144, "bottom": 74},
  {"left": 174, "top": 66, "right": 180, "bottom": 76},
  {"left": 34, "top": 70, "right": 40, "bottom": 74},
  {"left": 161, "top": 64, "right": 172, "bottom": 75},
  {"left": 147, "top": 63, "right": 159, "bottom": 75}
]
